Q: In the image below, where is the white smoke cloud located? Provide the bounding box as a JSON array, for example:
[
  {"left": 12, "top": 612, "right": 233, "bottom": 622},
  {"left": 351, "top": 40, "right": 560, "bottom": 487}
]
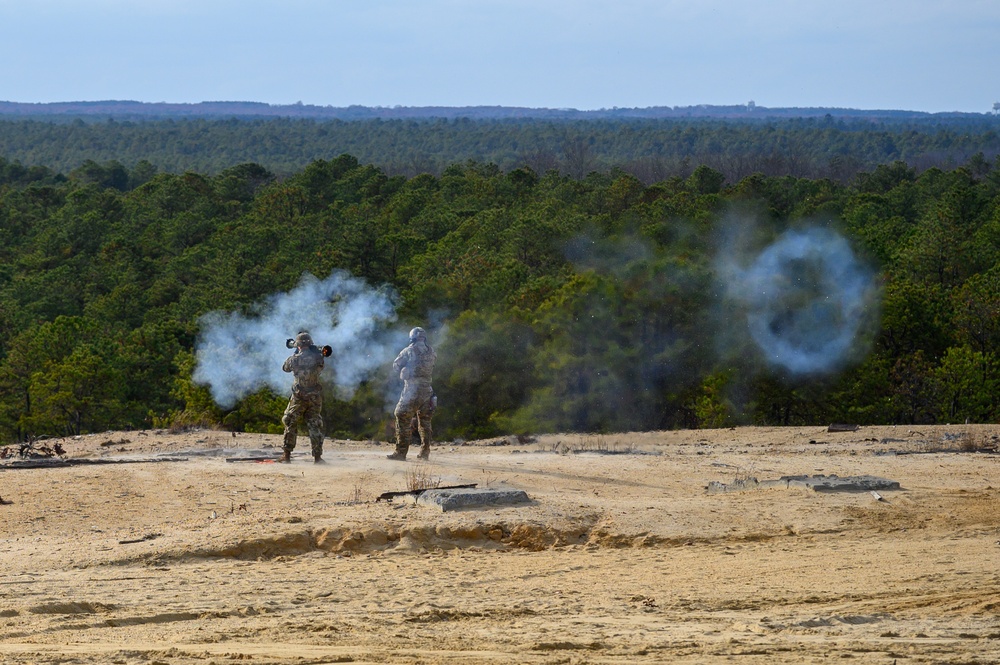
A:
[
  {"left": 193, "top": 271, "right": 406, "bottom": 408},
  {"left": 717, "top": 223, "right": 880, "bottom": 375}
]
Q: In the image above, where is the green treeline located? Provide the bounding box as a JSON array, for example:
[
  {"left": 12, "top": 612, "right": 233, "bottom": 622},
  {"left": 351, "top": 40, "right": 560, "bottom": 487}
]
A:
[
  {"left": 1, "top": 151, "right": 1000, "bottom": 443},
  {"left": 1, "top": 116, "right": 999, "bottom": 183}
]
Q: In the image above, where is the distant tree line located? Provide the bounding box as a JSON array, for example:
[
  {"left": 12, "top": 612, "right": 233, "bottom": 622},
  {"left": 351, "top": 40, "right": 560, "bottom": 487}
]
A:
[
  {"left": 1, "top": 99, "right": 987, "bottom": 121},
  {"left": 0, "top": 115, "right": 998, "bottom": 185}
]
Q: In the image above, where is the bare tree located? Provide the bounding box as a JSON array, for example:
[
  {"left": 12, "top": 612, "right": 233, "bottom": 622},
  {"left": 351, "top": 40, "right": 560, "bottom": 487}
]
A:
[
  {"left": 516, "top": 149, "right": 559, "bottom": 175},
  {"left": 561, "top": 137, "right": 596, "bottom": 179}
]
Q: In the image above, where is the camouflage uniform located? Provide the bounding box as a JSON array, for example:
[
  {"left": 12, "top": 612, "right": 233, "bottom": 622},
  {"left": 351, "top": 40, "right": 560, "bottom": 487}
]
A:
[
  {"left": 409, "top": 390, "right": 437, "bottom": 451},
  {"left": 281, "top": 332, "right": 325, "bottom": 462},
  {"left": 389, "top": 327, "right": 436, "bottom": 460}
]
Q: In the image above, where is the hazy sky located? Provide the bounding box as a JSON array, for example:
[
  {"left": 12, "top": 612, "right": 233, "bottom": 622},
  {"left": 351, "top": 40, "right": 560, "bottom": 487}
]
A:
[{"left": 1, "top": 0, "right": 997, "bottom": 113}]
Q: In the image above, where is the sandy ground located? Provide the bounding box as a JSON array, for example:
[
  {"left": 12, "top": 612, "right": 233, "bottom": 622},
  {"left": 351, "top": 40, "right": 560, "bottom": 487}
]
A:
[{"left": 1, "top": 424, "right": 999, "bottom": 664}]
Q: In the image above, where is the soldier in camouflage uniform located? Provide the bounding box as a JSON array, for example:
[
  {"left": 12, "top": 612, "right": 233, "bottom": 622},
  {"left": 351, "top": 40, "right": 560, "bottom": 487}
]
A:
[
  {"left": 387, "top": 327, "right": 437, "bottom": 461},
  {"left": 281, "top": 331, "right": 326, "bottom": 463}
]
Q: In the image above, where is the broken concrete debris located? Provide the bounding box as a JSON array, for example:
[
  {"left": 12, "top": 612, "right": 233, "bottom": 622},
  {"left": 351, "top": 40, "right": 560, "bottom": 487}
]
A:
[
  {"left": 706, "top": 474, "right": 901, "bottom": 494},
  {"left": 1, "top": 456, "right": 188, "bottom": 470},
  {"left": 827, "top": 423, "right": 860, "bottom": 432}
]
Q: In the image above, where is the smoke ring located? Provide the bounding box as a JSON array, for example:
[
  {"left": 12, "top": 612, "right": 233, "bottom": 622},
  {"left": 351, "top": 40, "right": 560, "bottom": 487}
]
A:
[{"left": 740, "top": 228, "right": 873, "bottom": 375}]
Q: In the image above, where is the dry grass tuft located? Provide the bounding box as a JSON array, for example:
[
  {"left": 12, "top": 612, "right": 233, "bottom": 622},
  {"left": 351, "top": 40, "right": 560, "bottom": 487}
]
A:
[
  {"left": 405, "top": 464, "right": 441, "bottom": 492},
  {"left": 348, "top": 472, "right": 376, "bottom": 504},
  {"left": 548, "top": 436, "right": 638, "bottom": 455}
]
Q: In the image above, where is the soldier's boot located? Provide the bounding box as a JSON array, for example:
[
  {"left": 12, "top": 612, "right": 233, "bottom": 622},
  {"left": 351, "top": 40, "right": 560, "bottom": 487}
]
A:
[
  {"left": 311, "top": 435, "right": 324, "bottom": 463},
  {"left": 281, "top": 430, "right": 296, "bottom": 463},
  {"left": 387, "top": 442, "right": 408, "bottom": 460},
  {"left": 388, "top": 414, "right": 409, "bottom": 460},
  {"left": 416, "top": 421, "right": 432, "bottom": 460},
  {"left": 387, "top": 440, "right": 408, "bottom": 460}
]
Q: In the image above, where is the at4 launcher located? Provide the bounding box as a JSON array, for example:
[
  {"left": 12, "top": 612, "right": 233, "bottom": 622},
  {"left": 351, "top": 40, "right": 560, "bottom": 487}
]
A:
[{"left": 286, "top": 338, "right": 333, "bottom": 356}]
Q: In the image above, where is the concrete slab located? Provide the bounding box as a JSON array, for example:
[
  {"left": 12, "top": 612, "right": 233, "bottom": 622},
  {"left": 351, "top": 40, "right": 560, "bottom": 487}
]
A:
[
  {"left": 707, "top": 474, "right": 900, "bottom": 494},
  {"left": 416, "top": 487, "right": 531, "bottom": 512},
  {"left": 777, "top": 474, "right": 900, "bottom": 492}
]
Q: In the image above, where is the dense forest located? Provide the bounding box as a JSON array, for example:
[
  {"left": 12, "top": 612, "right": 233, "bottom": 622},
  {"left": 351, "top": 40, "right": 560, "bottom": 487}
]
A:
[
  {"left": 1, "top": 121, "right": 1000, "bottom": 443},
  {"left": 1, "top": 114, "right": 999, "bottom": 183}
]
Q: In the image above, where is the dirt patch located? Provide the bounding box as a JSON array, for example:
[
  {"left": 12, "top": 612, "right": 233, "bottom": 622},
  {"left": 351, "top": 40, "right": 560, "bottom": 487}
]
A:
[{"left": 2, "top": 424, "right": 1000, "bottom": 663}]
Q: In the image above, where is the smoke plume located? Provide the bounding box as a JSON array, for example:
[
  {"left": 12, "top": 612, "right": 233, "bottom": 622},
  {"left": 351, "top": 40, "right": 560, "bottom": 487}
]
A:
[
  {"left": 717, "top": 223, "right": 880, "bottom": 375},
  {"left": 193, "top": 271, "right": 404, "bottom": 408}
]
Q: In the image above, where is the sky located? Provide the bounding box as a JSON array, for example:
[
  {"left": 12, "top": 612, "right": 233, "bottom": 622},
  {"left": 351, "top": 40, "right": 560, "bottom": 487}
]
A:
[{"left": 0, "top": 0, "right": 997, "bottom": 114}]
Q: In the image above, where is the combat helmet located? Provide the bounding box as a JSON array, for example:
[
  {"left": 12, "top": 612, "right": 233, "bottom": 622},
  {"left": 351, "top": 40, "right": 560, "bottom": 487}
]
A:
[
  {"left": 408, "top": 327, "right": 426, "bottom": 343},
  {"left": 295, "top": 331, "right": 314, "bottom": 347}
]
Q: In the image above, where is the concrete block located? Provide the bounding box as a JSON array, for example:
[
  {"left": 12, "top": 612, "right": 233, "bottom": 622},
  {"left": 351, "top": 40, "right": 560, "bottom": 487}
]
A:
[{"left": 416, "top": 487, "right": 531, "bottom": 512}]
